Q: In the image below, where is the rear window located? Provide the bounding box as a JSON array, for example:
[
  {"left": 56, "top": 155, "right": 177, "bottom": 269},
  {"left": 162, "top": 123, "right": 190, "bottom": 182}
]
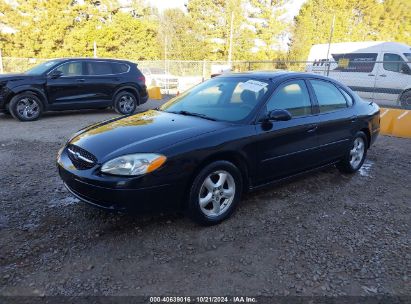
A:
[
  {"left": 310, "top": 80, "right": 348, "bottom": 113},
  {"left": 112, "top": 63, "right": 130, "bottom": 74},
  {"left": 86, "top": 62, "right": 113, "bottom": 75}
]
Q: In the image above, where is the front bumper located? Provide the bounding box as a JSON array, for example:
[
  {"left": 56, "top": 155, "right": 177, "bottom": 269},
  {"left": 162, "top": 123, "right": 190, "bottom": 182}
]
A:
[{"left": 58, "top": 150, "right": 185, "bottom": 213}]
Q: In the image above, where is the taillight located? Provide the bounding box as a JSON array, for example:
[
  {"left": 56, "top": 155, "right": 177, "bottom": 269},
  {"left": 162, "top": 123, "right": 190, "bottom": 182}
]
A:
[{"left": 137, "top": 75, "right": 146, "bottom": 85}]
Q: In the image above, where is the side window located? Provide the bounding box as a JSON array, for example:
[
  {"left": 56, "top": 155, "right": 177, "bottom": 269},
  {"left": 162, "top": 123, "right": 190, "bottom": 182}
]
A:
[
  {"left": 266, "top": 80, "right": 312, "bottom": 117},
  {"left": 332, "top": 53, "right": 377, "bottom": 73},
  {"left": 310, "top": 80, "right": 348, "bottom": 113},
  {"left": 86, "top": 62, "right": 113, "bottom": 75},
  {"left": 112, "top": 63, "right": 130, "bottom": 74},
  {"left": 55, "top": 62, "right": 83, "bottom": 76},
  {"left": 383, "top": 53, "right": 405, "bottom": 73}
]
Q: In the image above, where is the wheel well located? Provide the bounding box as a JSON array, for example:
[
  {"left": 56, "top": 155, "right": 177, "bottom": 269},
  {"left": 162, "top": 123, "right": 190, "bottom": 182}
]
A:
[
  {"left": 6, "top": 90, "right": 46, "bottom": 108},
  {"left": 114, "top": 88, "right": 140, "bottom": 105},
  {"left": 360, "top": 128, "right": 371, "bottom": 148},
  {"left": 190, "top": 152, "right": 250, "bottom": 194},
  {"left": 399, "top": 89, "right": 411, "bottom": 101}
]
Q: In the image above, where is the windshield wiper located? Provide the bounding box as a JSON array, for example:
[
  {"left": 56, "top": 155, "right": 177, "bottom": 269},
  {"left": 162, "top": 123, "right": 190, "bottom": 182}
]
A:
[{"left": 169, "top": 110, "right": 216, "bottom": 121}]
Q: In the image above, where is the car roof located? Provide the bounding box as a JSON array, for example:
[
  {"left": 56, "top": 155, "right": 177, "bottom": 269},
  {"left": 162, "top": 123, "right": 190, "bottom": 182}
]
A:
[
  {"left": 52, "top": 58, "right": 134, "bottom": 64},
  {"left": 217, "top": 71, "right": 332, "bottom": 82}
]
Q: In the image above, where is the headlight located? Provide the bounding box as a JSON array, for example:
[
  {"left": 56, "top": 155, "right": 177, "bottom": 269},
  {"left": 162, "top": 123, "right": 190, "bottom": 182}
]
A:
[{"left": 101, "top": 153, "right": 166, "bottom": 176}]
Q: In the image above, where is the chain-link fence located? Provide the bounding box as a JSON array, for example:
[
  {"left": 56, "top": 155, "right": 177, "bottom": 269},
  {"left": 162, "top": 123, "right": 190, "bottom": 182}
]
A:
[{"left": 1, "top": 57, "right": 410, "bottom": 108}]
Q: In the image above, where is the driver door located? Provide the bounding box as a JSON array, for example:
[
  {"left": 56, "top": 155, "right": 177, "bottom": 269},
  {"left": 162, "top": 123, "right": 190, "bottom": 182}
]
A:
[
  {"left": 255, "top": 79, "right": 320, "bottom": 184},
  {"left": 46, "top": 61, "right": 91, "bottom": 109}
]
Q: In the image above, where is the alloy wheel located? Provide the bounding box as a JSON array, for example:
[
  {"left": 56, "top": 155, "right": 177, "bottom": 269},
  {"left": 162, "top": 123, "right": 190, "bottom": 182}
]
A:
[
  {"left": 118, "top": 94, "right": 136, "bottom": 114},
  {"left": 198, "top": 170, "right": 236, "bottom": 217},
  {"left": 349, "top": 137, "right": 365, "bottom": 169},
  {"left": 16, "top": 97, "right": 40, "bottom": 119}
]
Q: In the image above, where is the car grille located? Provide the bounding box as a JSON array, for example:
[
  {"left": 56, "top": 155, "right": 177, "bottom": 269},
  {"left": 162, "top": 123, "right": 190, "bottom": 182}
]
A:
[{"left": 67, "top": 145, "right": 97, "bottom": 170}]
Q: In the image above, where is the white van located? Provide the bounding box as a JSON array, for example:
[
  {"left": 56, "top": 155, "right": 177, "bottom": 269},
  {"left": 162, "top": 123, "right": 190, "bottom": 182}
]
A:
[{"left": 306, "top": 41, "right": 411, "bottom": 108}]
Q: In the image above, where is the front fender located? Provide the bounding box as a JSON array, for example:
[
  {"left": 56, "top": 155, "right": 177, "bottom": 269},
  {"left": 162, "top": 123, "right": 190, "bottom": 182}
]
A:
[{"left": 9, "top": 85, "right": 48, "bottom": 108}]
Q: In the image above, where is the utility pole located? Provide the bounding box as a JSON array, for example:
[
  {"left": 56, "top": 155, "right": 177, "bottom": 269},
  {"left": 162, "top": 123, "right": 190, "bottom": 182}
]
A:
[
  {"left": 93, "top": 41, "right": 97, "bottom": 58},
  {"left": 325, "top": 14, "right": 335, "bottom": 76},
  {"left": 0, "top": 48, "right": 3, "bottom": 74},
  {"left": 228, "top": 11, "right": 234, "bottom": 65}
]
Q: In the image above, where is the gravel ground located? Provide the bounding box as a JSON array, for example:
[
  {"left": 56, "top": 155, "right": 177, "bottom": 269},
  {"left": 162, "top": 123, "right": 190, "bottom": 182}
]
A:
[{"left": 0, "top": 98, "right": 410, "bottom": 297}]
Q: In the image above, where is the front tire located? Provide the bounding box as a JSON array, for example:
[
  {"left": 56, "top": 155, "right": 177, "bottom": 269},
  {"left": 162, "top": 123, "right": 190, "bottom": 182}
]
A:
[
  {"left": 399, "top": 90, "right": 411, "bottom": 109},
  {"left": 114, "top": 91, "right": 138, "bottom": 115},
  {"left": 9, "top": 92, "right": 43, "bottom": 121},
  {"left": 187, "top": 161, "right": 243, "bottom": 225},
  {"left": 337, "top": 131, "right": 368, "bottom": 173}
]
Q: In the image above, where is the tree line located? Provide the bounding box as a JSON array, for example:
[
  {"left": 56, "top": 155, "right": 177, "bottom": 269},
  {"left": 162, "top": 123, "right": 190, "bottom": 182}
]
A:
[{"left": 0, "top": 0, "right": 409, "bottom": 61}]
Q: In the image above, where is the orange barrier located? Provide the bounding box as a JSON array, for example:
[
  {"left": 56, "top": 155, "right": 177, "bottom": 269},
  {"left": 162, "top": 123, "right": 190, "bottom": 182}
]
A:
[
  {"left": 380, "top": 108, "right": 411, "bottom": 138},
  {"left": 148, "top": 86, "right": 162, "bottom": 100}
]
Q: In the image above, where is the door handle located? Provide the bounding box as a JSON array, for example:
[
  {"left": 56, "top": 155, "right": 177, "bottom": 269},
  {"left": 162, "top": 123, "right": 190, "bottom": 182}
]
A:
[
  {"left": 76, "top": 79, "right": 85, "bottom": 82},
  {"left": 350, "top": 116, "right": 357, "bottom": 123},
  {"left": 306, "top": 124, "right": 318, "bottom": 133},
  {"left": 368, "top": 74, "right": 375, "bottom": 76},
  {"left": 379, "top": 74, "right": 387, "bottom": 77}
]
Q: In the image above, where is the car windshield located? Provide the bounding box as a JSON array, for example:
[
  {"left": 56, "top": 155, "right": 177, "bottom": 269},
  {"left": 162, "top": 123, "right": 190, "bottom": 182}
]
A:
[
  {"left": 25, "top": 60, "right": 62, "bottom": 75},
  {"left": 404, "top": 53, "right": 411, "bottom": 62},
  {"left": 160, "top": 77, "right": 270, "bottom": 122}
]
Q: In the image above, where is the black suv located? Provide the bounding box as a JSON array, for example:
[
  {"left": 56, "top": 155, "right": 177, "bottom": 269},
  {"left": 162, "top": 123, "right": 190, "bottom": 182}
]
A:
[{"left": 0, "top": 58, "right": 148, "bottom": 121}]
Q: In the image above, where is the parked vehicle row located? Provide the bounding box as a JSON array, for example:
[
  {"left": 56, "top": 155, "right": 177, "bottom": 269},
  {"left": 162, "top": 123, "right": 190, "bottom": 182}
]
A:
[
  {"left": 0, "top": 58, "right": 148, "bottom": 121},
  {"left": 57, "top": 72, "right": 380, "bottom": 225}
]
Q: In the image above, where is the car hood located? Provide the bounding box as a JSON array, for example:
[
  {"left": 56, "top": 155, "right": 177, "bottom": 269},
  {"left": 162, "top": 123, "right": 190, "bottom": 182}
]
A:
[
  {"left": 69, "top": 110, "right": 226, "bottom": 162},
  {"left": 0, "top": 73, "right": 30, "bottom": 81}
]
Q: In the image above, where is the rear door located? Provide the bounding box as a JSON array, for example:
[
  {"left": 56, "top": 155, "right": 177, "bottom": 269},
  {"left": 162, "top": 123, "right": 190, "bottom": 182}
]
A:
[
  {"left": 374, "top": 53, "right": 411, "bottom": 106},
  {"left": 308, "top": 79, "right": 356, "bottom": 163},
  {"left": 255, "top": 79, "right": 320, "bottom": 184},
  {"left": 83, "top": 61, "right": 129, "bottom": 105},
  {"left": 46, "top": 61, "right": 90, "bottom": 108}
]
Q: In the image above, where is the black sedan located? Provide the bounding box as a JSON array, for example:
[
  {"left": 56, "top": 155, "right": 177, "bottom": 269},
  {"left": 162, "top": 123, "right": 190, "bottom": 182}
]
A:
[{"left": 57, "top": 72, "right": 380, "bottom": 225}]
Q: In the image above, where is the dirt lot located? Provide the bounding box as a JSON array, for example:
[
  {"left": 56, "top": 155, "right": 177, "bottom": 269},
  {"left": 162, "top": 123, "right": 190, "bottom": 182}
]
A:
[{"left": 0, "top": 99, "right": 410, "bottom": 297}]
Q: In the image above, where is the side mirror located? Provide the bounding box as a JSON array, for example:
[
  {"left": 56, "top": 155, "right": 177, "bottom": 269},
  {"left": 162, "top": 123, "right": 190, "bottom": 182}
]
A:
[
  {"left": 268, "top": 109, "right": 292, "bottom": 121},
  {"left": 49, "top": 70, "right": 63, "bottom": 79},
  {"left": 400, "top": 63, "right": 411, "bottom": 75}
]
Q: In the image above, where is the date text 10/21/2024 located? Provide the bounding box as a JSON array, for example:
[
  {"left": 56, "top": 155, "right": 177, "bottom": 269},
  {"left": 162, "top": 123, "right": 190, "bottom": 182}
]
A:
[{"left": 149, "top": 296, "right": 257, "bottom": 303}]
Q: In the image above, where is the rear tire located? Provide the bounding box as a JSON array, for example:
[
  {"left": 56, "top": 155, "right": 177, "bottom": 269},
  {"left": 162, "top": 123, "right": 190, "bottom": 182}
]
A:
[
  {"left": 9, "top": 92, "right": 43, "bottom": 121},
  {"left": 114, "top": 91, "right": 138, "bottom": 115},
  {"left": 337, "top": 131, "right": 368, "bottom": 173},
  {"left": 186, "top": 161, "right": 243, "bottom": 225},
  {"left": 399, "top": 90, "right": 411, "bottom": 109}
]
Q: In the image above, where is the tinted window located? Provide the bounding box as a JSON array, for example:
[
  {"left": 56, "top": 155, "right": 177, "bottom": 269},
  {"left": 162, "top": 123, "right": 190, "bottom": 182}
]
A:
[
  {"left": 160, "top": 78, "right": 270, "bottom": 122},
  {"left": 332, "top": 53, "right": 378, "bottom": 73},
  {"left": 86, "top": 62, "right": 113, "bottom": 75},
  {"left": 266, "top": 80, "right": 312, "bottom": 117},
  {"left": 383, "top": 53, "right": 405, "bottom": 72},
  {"left": 55, "top": 62, "right": 84, "bottom": 76},
  {"left": 310, "top": 80, "right": 347, "bottom": 113},
  {"left": 112, "top": 63, "right": 130, "bottom": 74}
]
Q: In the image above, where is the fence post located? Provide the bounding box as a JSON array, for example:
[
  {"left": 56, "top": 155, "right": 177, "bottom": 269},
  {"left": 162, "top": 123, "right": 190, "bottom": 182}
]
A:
[
  {"left": 0, "top": 49, "right": 3, "bottom": 74},
  {"left": 202, "top": 59, "right": 206, "bottom": 81},
  {"left": 248, "top": 61, "right": 251, "bottom": 71}
]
